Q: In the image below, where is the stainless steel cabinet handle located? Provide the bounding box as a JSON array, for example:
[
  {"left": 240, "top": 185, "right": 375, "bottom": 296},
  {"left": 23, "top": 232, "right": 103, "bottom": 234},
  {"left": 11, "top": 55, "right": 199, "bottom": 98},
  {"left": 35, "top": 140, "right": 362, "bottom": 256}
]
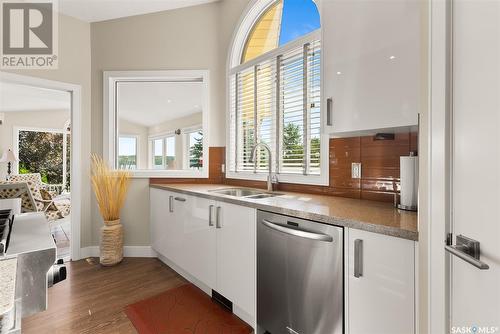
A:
[
  {"left": 354, "top": 239, "right": 363, "bottom": 278},
  {"left": 262, "top": 219, "right": 333, "bottom": 242},
  {"left": 445, "top": 235, "right": 489, "bottom": 270},
  {"left": 169, "top": 196, "right": 173, "bottom": 213},
  {"left": 174, "top": 197, "right": 186, "bottom": 202},
  {"left": 326, "top": 97, "right": 333, "bottom": 126},
  {"left": 209, "top": 205, "right": 214, "bottom": 227},
  {"left": 215, "top": 206, "right": 222, "bottom": 228},
  {"left": 445, "top": 246, "right": 489, "bottom": 270}
]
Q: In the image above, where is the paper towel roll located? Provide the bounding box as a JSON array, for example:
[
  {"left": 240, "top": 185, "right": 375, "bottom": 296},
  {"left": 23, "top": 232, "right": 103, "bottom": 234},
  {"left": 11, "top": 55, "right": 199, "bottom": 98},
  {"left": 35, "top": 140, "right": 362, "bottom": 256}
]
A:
[{"left": 399, "top": 156, "right": 418, "bottom": 211}]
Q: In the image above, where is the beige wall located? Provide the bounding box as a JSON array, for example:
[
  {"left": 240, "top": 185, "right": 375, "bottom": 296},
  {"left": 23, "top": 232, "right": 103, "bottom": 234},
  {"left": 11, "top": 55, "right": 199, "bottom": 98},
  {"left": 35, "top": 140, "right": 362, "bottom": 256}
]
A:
[
  {"left": 0, "top": 110, "right": 70, "bottom": 179},
  {"left": 91, "top": 0, "right": 249, "bottom": 246},
  {"left": 3, "top": 14, "right": 92, "bottom": 248}
]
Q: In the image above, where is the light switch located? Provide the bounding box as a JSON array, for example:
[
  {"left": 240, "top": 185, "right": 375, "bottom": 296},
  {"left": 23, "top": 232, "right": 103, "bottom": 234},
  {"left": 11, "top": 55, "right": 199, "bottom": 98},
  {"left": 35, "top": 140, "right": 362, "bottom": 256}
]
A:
[{"left": 351, "top": 163, "right": 362, "bottom": 179}]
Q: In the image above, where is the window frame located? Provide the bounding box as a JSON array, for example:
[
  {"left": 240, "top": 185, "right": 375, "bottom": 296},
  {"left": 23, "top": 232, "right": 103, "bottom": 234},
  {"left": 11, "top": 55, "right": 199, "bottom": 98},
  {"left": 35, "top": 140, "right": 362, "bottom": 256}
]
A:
[
  {"left": 117, "top": 134, "right": 139, "bottom": 170},
  {"left": 103, "top": 70, "right": 210, "bottom": 178},
  {"left": 148, "top": 132, "right": 177, "bottom": 170},
  {"left": 227, "top": 23, "right": 328, "bottom": 186}
]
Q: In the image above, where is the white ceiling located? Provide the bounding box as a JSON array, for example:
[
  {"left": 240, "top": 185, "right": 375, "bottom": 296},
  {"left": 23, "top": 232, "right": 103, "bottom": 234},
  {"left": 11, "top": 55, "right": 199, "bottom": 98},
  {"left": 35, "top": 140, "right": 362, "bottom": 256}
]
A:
[
  {"left": 117, "top": 81, "right": 203, "bottom": 127},
  {"left": 0, "top": 82, "right": 71, "bottom": 112},
  {"left": 59, "top": 0, "right": 219, "bottom": 23}
]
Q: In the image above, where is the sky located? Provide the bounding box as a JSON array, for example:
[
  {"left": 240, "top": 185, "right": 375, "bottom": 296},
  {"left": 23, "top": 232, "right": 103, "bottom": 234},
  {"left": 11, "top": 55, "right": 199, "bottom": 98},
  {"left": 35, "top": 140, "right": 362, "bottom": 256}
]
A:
[
  {"left": 152, "top": 138, "right": 175, "bottom": 157},
  {"left": 119, "top": 137, "right": 136, "bottom": 156},
  {"left": 279, "top": 0, "right": 321, "bottom": 46}
]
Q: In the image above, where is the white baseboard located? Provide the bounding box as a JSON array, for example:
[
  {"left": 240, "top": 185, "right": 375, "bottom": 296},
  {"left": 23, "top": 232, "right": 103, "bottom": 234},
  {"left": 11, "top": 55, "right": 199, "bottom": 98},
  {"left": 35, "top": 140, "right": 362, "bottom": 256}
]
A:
[
  {"left": 79, "top": 246, "right": 157, "bottom": 259},
  {"left": 79, "top": 246, "right": 98, "bottom": 259}
]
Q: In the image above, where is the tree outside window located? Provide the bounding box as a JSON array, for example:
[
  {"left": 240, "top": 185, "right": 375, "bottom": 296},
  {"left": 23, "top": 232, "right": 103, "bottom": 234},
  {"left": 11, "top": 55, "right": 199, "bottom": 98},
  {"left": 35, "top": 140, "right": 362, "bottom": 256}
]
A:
[
  {"left": 18, "top": 130, "right": 68, "bottom": 185},
  {"left": 189, "top": 131, "right": 203, "bottom": 169}
]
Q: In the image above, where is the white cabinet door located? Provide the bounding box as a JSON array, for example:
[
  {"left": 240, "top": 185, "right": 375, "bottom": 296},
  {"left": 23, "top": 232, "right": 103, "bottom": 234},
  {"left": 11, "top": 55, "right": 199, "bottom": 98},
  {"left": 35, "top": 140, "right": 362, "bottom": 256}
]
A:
[
  {"left": 179, "top": 194, "right": 217, "bottom": 289},
  {"left": 149, "top": 188, "right": 173, "bottom": 257},
  {"left": 322, "top": 0, "right": 421, "bottom": 134},
  {"left": 151, "top": 189, "right": 256, "bottom": 323},
  {"left": 347, "top": 228, "right": 415, "bottom": 334},
  {"left": 215, "top": 201, "right": 256, "bottom": 319}
]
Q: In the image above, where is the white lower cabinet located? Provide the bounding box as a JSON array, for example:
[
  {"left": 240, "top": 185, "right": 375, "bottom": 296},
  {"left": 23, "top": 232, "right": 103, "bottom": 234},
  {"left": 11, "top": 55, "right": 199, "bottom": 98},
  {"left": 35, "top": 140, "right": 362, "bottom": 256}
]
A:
[
  {"left": 152, "top": 189, "right": 416, "bottom": 331},
  {"left": 150, "top": 188, "right": 178, "bottom": 260},
  {"left": 347, "top": 228, "right": 415, "bottom": 334},
  {"left": 216, "top": 201, "right": 256, "bottom": 319},
  {"left": 149, "top": 189, "right": 256, "bottom": 325},
  {"left": 178, "top": 194, "right": 217, "bottom": 289}
]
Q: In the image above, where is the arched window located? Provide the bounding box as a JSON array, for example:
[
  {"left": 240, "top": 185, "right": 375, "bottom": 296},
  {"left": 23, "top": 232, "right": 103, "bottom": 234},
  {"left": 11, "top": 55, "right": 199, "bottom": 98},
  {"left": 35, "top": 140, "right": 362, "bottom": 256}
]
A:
[
  {"left": 241, "top": 0, "right": 320, "bottom": 63},
  {"left": 227, "top": 0, "right": 323, "bottom": 183}
]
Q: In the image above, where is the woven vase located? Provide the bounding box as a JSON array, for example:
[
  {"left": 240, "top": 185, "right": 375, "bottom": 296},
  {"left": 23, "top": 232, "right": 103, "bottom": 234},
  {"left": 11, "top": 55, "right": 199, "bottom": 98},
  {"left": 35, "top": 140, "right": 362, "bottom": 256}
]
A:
[{"left": 100, "top": 219, "right": 123, "bottom": 266}]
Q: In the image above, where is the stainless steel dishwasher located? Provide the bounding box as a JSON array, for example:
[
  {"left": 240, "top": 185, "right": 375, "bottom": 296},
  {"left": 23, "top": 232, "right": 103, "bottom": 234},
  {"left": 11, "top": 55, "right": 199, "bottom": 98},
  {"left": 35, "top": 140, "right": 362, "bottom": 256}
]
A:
[{"left": 257, "top": 210, "right": 343, "bottom": 334}]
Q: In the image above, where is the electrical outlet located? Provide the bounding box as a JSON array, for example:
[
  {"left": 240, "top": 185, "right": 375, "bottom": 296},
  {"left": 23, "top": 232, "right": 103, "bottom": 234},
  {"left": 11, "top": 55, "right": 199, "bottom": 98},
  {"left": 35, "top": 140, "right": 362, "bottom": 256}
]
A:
[{"left": 351, "top": 163, "right": 362, "bottom": 179}]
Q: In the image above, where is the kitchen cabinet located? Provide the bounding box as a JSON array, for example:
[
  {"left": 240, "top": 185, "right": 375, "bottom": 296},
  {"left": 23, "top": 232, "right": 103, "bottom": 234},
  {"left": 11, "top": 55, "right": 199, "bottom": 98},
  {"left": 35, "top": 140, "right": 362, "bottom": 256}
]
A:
[
  {"left": 347, "top": 228, "right": 415, "bottom": 334},
  {"left": 321, "top": 0, "right": 421, "bottom": 135},
  {"left": 149, "top": 189, "right": 256, "bottom": 323},
  {"left": 150, "top": 188, "right": 177, "bottom": 260},
  {"left": 178, "top": 194, "right": 217, "bottom": 289},
  {"left": 152, "top": 188, "right": 416, "bottom": 332},
  {"left": 216, "top": 201, "right": 256, "bottom": 318},
  {"left": 150, "top": 190, "right": 217, "bottom": 288}
]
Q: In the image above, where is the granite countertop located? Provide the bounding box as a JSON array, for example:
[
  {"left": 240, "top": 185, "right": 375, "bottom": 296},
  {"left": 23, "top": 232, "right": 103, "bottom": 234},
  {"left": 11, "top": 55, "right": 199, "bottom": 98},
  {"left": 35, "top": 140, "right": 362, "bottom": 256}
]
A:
[
  {"left": 150, "top": 184, "right": 418, "bottom": 241},
  {"left": 0, "top": 257, "right": 17, "bottom": 315}
]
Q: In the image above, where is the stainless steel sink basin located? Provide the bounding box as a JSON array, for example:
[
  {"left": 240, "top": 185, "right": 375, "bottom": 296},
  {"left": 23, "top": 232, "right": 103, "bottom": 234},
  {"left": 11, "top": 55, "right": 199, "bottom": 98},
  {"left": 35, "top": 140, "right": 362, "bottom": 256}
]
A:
[
  {"left": 246, "top": 193, "right": 276, "bottom": 199},
  {"left": 209, "top": 188, "right": 283, "bottom": 199},
  {"left": 210, "top": 188, "right": 263, "bottom": 197}
]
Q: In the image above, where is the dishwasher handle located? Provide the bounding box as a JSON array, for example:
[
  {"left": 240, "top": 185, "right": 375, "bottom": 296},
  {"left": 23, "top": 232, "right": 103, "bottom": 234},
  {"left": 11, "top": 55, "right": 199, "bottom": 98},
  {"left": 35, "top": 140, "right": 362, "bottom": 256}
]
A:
[{"left": 262, "top": 219, "right": 333, "bottom": 242}]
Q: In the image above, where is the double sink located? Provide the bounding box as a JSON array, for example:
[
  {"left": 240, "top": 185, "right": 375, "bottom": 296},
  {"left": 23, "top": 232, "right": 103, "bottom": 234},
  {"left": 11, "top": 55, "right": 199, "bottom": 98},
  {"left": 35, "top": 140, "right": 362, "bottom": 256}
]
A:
[{"left": 209, "top": 188, "right": 284, "bottom": 200}]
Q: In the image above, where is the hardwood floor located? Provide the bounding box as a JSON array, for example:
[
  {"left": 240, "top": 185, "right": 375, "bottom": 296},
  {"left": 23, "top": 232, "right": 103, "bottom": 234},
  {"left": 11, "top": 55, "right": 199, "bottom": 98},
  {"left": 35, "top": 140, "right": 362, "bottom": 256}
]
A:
[{"left": 23, "top": 257, "right": 187, "bottom": 333}]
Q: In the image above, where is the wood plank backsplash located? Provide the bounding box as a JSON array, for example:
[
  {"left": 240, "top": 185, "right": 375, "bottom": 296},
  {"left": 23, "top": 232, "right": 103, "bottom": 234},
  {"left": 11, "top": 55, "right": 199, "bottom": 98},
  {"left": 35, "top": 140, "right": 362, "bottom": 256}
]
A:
[{"left": 150, "top": 132, "right": 418, "bottom": 203}]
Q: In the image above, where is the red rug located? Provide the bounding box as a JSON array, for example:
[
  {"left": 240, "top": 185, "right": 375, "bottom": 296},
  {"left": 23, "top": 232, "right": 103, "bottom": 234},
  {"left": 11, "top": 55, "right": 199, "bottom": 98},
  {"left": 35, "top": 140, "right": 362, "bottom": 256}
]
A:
[{"left": 125, "top": 284, "right": 253, "bottom": 334}]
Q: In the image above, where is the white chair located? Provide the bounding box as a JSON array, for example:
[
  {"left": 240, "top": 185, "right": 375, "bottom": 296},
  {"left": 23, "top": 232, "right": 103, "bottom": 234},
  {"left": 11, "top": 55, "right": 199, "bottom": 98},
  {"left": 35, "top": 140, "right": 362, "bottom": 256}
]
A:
[{"left": 0, "top": 181, "right": 68, "bottom": 221}]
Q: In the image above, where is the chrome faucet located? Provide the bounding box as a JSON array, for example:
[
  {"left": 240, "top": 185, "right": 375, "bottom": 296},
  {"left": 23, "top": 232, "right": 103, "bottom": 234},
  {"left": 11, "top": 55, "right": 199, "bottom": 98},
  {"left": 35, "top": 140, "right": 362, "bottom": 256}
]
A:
[{"left": 249, "top": 142, "right": 276, "bottom": 192}]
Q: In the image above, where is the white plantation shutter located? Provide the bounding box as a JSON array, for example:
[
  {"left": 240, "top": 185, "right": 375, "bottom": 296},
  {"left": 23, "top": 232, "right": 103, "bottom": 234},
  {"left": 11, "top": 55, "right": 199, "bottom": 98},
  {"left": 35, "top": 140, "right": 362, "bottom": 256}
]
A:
[
  {"left": 308, "top": 40, "right": 321, "bottom": 174},
  {"left": 255, "top": 59, "right": 276, "bottom": 171},
  {"left": 228, "top": 74, "right": 237, "bottom": 171},
  {"left": 236, "top": 67, "right": 256, "bottom": 171},
  {"left": 229, "top": 37, "right": 321, "bottom": 176},
  {"left": 279, "top": 44, "right": 306, "bottom": 173}
]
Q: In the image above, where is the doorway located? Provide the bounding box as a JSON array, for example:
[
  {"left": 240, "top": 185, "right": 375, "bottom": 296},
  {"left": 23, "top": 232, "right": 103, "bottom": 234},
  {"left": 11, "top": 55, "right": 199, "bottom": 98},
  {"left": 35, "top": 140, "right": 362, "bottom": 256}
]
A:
[
  {"left": 0, "top": 72, "right": 82, "bottom": 260},
  {"left": 14, "top": 124, "right": 72, "bottom": 259}
]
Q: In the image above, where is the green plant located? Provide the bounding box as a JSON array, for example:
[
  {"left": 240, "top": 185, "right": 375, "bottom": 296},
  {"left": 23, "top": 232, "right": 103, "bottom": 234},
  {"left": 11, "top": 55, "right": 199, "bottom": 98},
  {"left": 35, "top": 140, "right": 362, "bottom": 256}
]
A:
[{"left": 18, "top": 163, "right": 31, "bottom": 175}]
